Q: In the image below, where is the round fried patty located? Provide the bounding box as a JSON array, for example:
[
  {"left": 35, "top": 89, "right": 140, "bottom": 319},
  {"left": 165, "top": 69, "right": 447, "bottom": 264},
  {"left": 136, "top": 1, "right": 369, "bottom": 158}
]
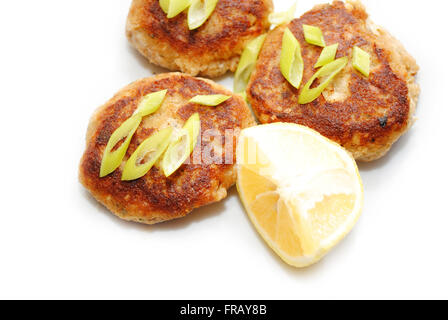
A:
[
  {"left": 247, "top": 0, "right": 419, "bottom": 161},
  {"left": 79, "top": 73, "right": 256, "bottom": 224},
  {"left": 126, "top": 0, "right": 273, "bottom": 78}
]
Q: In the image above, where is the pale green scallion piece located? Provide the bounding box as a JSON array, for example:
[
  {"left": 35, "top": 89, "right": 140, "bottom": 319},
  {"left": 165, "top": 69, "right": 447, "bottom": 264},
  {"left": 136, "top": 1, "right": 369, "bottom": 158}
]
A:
[
  {"left": 299, "top": 57, "right": 348, "bottom": 104},
  {"left": 100, "top": 114, "right": 142, "bottom": 177},
  {"left": 189, "top": 94, "right": 230, "bottom": 106},
  {"left": 280, "top": 28, "right": 304, "bottom": 89},
  {"left": 238, "top": 92, "right": 247, "bottom": 102},
  {"left": 233, "top": 34, "right": 267, "bottom": 93},
  {"left": 268, "top": 2, "right": 297, "bottom": 27},
  {"left": 162, "top": 129, "right": 191, "bottom": 177},
  {"left": 183, "top": 112, "right": 201, "bottom": 152},
  {"left": 303, "top": 24, "right": 326, "bottom": 47},
  {"left": 160, "top": 0, "right": 192, "bottom": 19},
  {"left": 162, "top": 113, "right": 200, "bottom": 177},
  {"left": 352, "top": 46, "right": 370, "bottom": 77},
  {"left": 100, "top": 90, "right": 167, "bottom": 177},
  {"left": 314, "top": 43, "right": 339, "bottom": 68},
  {"left": 188, "top": 0, "right": 218, "bottom": 30},
  {"left": 159, "top": 0, "right": 170, "bottom": 13},
  {"left": 133, "top": 90, "right": 167, "bottom": 117},
  {"left": 121, "top": 127, "right": 173, "bottom": 181}
]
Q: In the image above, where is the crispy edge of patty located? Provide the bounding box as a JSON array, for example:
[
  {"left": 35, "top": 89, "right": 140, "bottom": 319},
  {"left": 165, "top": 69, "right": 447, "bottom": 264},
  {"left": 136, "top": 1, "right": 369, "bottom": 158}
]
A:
[
  {"left": 126, "top": 0, "right": 273, "bottom": 78},
  {"left": 247, "top": 0, "right": 419, "bottom": 162},
  {"left": 79, "top": 73, "right": 256, "bottom": 224}
]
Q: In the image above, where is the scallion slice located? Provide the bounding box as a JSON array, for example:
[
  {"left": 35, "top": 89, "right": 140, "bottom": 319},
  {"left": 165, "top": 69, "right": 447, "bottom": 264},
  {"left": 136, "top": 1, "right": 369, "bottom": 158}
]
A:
[
  {"left": 163, "top": 0, "right": 192, "bottom": 19},
  {"left": 314, "top": 43, "right": 338, "bottom": 68},
  {"left": 188, "top": 0, "right": 218, "bottom": 30},
  {"left": 121, "top": 127, "right": 173, "bottom": 181},
  {"left": 162, "top": 113, "right": 200, "bottom": 176},
  {"left": 280, "top": 28, "right": 304, "bottom": 89},
  {"left": 183, "top": 112, "right": 201, "bottom": 152},
  {"left": 352, "top": 46, "right": 370, "bottom": 77},
  {"left": 159, "top": 0, "right": 170, "bottom": 13},
  {"left": 189, "top": 94, "right": 230, "bottom": 106},
  {"left": 268, "top": 2, "right": 297, "bottom": 27},
  {"left": 299, "top": 57, "right": 348, "bottom": 104},
  {"left": 233, "top": 34, "right": 267, "bottom": 93},
  {"left": 133, "top": 90, "right": 167, "bottom": 117},
  {"left": 303, "top": 24, "right": 326, "bottom": 47},
  {"left": 162, "top": 128, "right": 191, "bottom": 177},
  {"left": 100, "top": 114, "right": 142, "bottom": 177}
]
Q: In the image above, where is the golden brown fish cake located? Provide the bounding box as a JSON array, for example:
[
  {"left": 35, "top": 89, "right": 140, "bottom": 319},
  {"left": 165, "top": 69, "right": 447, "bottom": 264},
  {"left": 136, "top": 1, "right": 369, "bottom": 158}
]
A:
[
  {"left": 247, "top": 0, "right": 419, "bottom": 161},
  {"left": 126, "top": 0, "right": 273, "bottom": 78},
  {"left": 79, "top": 73, "right": 256, "bottom": 224}
]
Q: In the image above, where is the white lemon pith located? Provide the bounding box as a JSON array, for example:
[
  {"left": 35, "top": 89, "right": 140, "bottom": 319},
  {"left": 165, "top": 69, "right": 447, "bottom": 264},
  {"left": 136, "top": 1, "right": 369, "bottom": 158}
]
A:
[{"left": 236, "top": 123, "right": 363, "bottom": 268}]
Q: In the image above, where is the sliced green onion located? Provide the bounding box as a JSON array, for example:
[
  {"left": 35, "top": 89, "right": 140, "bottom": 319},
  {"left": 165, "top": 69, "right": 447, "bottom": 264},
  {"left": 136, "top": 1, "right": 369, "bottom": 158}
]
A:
[
  {"left": 188, "top": 0, "right": 218, "bottom": 30},
  {"left": 299, "top": 57, "right": 348, "bottom": 104},
  {"left": 268, "top": 2, "right": 297, "bottom": 27},
  {"left": 233, "top": 34, "right": 267, "bottom": 93},
  {"left": 162, "top": 113, "right": 200, "bottom": 176},
  {"left": 352, "top": 46, "right": 370, "bottom": 77},
  {"left": 159, "top": 0, "right": 170, "bottom": 13},
  {"left": 100, "top": 114, "right": 142, "bottom": 177},
  {"left": 280, "top": 28, "right": 304, "bottom": 89},
  {"left": 314, "top": 43, "right": 338, "bottom": 68},
  {"left": 165, "top": 0, "right": 192, "bottom": 19},
  {"left": 303, "top": 24, "right": 326, "bottom": 47},
  {"left": 183, "top": 112, "right": 201, "bottom": 152},
  {"left": 238, "top": 92, "right": 247, "bottom": 102},
  {"left": 189, "top": 94, "right": 230, "bottom": 106},
  {"left": 162, "top": 128, "right": 192, "bottom": 177},
  {"left": 122, "top": 127, "right": 173, "bottom": 181},
  {"left": 133, "top": 90, "right": 167, "bottom": 117}
]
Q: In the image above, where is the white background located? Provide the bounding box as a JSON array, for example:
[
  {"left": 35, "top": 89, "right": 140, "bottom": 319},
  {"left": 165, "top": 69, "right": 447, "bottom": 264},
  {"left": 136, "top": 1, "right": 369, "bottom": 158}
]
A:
[{"left": 0, "top": 0, "right": 447, "bottom": 300}]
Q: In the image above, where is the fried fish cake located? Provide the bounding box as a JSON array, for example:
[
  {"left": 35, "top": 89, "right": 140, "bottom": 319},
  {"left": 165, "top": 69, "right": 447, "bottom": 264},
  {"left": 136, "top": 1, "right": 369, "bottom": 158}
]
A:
[
  {"left": 79, "top": 73, "right": 256, "bottom": 224},
  {"left": 126, "top": 0, "right": 273, "bottom": 78},
  {"left": 247, "top": 0, "right": 419, "bottom": 161}
]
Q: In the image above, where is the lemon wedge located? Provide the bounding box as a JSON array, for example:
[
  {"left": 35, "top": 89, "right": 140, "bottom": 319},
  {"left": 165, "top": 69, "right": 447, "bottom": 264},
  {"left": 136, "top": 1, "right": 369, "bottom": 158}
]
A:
[{"left": 236, "top": 123, "right": 363, "bottom": 267}]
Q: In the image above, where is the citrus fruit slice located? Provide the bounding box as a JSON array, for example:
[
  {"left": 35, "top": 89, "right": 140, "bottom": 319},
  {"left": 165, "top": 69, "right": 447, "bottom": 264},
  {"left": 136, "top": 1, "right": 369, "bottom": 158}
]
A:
[{"left": 236, "top": 123, "right": 363, "bottom": 267}]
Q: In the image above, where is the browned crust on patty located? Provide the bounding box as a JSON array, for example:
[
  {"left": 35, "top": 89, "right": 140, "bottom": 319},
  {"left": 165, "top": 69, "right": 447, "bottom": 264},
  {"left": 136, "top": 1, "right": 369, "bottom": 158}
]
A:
[
  {"left": 79, "top": 73, "right": 256, "bottom": 224},
  {"left": 247, "top": 0, "right": 419, "bottom": 161},
  {"left": 126, "top": 0, "right": 273, "bottom": 77}
]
